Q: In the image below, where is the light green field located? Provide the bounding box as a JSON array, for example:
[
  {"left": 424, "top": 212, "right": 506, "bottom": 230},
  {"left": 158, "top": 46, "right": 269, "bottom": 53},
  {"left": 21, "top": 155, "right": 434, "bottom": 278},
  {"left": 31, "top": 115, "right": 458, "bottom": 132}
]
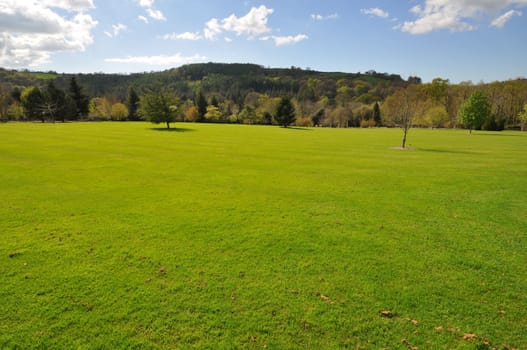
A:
[{"left": 1, "top": 122, "right": 526, "bottom": 349}]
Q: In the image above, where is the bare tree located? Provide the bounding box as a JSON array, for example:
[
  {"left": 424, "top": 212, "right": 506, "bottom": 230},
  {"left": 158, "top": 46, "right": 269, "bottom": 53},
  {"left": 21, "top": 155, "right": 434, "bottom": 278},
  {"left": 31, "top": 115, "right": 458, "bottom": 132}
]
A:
[{"left": 382, "top": 85, "right": 425, "bottom": 149}]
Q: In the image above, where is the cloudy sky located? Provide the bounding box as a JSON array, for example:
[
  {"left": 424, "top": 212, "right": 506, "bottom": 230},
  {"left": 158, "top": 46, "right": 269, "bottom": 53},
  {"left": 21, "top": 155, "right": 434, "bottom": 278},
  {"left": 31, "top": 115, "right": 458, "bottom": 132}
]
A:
[{"left": 1, "top": 0, "right": 526, "bottom": 82}]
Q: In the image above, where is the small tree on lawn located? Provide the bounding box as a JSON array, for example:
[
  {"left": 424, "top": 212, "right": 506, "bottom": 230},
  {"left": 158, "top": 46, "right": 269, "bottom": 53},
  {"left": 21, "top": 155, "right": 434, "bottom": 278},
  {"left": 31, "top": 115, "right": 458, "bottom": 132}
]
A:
[
  {"left": 139, "top": 90, "right": 178, "bottom": 129},
  {"left": 518, "top": 103, "right": 527, "bottom": 132},
  {"left": 458, "top": 91, "right": 490, "bottom": 134},
  {"left": 274, "top": 97, "right": 296, "bottom": 127},
  {"left": 382, "top": 85, "right": 425, "bottom": 149}
]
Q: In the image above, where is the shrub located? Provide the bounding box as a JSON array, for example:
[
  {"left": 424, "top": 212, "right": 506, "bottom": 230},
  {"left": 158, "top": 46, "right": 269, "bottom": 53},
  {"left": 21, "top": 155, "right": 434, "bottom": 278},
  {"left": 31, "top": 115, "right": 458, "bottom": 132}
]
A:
[{"left": 360, "top": 119, "right": 376, "bottom": 128}]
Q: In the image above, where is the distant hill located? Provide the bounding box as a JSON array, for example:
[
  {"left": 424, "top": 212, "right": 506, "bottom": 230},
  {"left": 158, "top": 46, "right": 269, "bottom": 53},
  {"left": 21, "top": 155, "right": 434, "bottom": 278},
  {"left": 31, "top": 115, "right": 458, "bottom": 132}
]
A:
[{"left": 0, "top": 63, "right": 416, "bottom": 104}]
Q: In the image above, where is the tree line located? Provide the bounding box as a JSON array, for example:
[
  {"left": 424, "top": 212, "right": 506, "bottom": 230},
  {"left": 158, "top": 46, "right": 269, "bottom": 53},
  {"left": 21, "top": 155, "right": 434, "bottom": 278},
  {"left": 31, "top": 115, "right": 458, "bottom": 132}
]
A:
[{"left": 1, "top": 64, "right": 526, "bottom": 133}]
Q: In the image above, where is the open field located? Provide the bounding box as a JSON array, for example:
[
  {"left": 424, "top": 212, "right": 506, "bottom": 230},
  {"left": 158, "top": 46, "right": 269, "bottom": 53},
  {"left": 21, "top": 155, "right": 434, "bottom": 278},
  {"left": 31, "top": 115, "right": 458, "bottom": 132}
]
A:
[{"left": 1, "top": 122, "right": 526, "bottom": 349}]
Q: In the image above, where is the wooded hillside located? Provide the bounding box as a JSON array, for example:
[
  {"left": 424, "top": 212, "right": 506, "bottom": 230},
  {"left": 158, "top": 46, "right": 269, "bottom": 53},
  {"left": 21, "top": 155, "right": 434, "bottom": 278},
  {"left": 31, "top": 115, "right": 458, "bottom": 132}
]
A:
[{"left": 1, "top": 63, "right": 526, "bottom": 130}]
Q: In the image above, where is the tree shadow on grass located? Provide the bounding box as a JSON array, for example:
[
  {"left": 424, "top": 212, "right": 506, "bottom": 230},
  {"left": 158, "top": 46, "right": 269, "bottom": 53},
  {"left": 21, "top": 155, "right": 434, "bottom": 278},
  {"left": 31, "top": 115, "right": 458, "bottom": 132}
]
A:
[
  {"left": 149, "top": 127, "right": 196, "bottom": 133},
  {"left": 472, "top": 132, "right": 524, "bottom": 137},
  {"left": 418, "top": 148, "right": 479, "bottom": 154},
  {"left": 283, "top": 126, "right": 313, "bottom": 131}
]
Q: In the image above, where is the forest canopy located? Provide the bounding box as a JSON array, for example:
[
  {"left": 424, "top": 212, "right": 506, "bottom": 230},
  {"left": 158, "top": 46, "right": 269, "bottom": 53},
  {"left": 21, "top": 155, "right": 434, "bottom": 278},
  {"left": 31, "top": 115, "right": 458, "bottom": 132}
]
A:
[{"left": 1, "top": 63, "right": 526, "bottom": 130}]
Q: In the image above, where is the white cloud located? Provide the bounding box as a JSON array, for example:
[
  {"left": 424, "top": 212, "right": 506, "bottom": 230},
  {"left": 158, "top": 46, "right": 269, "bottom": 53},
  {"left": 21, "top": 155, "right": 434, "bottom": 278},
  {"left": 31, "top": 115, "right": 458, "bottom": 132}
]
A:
[
  {"left": 224, "top": 37, "right": 233, "bottom": 43},
  {"left": 105, "top": 23, "right": 127, "bottom": 38},
  {"left": 0, "top": 0, "right": 97, "bottom": 68},
  {"left": 204, "top": 5, "right": 273, "bottom": 40},
  {"left": 138, "top": 15, "right": 149, "bottom": 24},
  {"left": 311, "top": 13, "right": 339, "bottom": 21},
  {"left": 41, "top": 0, "right": 95, "bottom": 11},
  {"left": 361, "top": 8, "right": 389, "bottom": 18},
  {"left": 147, "top": 8, "right": 166, "bottom": 21},
  {"left": 105, "top": 53, "right": 207, "bottom": 66},
  {"left": 491, "top": 9, "right": 522, "bottom": 28},
  {"left": 401, "top": 0, "right": 527, "bottom": 34},
  {"left": 260, "top": 34, "right": 308, "bottom": 46},
  {"left": 162, "top": 32, "right": 202, "bottom": 40},
  {"left": 204, "top": 18, "right": 222, "bottom": 40},
  {"left": 137, "top": 0, "right": 153, "bottom": 7},
  {"left": 135, "top": 0, "right": 166, "bottom": 21}
]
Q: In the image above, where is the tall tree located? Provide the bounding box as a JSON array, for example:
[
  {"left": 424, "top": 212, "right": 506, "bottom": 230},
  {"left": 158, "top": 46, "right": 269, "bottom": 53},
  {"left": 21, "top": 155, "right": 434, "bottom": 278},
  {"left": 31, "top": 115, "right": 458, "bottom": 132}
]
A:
[
  {"left": 195, "top": 89, "right": 207, "bottom": 122},
  {"left": 373, "top": 102, "right": 381, "bottom": 126},
  {"left": 68, "top": 77, "right": 89, "bottom": 119},
  {"left": 139, "top": 90, "right": 178, "bottom": 129},
  {"left": 42, "top": 81, "right": 67, "bottom": 122},
  {"left": 21, "top": 86, "right": 43, "bottom": 121},
  {"left": 458, "top": 91, "right": 490, "bottom": 134},
  {"left": 274, "top": 97, "right": 296, "bottom": 127},
  {"left": 126, "top": 87, "right": 140, "bottom": 121},
  {"left": 518, "top": 104, "right": 527, "bottom": 132}
]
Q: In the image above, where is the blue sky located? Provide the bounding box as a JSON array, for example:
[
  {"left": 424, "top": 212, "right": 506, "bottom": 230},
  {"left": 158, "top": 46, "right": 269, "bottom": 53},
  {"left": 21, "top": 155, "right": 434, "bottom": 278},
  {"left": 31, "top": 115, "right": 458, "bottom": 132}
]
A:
[{"left": 1, "top": 0, "right": 526, "bottom": 82}]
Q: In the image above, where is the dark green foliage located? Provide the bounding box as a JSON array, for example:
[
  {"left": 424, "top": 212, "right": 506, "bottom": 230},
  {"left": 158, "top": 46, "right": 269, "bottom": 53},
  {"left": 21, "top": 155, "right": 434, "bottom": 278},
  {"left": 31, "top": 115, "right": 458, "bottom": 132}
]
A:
[
  {"left": 263, "top": 111, "right": 273, "bottom": 125},
  {"left": 373, "top": 102, "right": 381, "bottom": 126},
  {"left": 458, "top": 91, "right": 491, "bottom": 133},
  {"left": 126, "top": 87, "right": 140, "bottom": 121},
  {"left": 195, "top": 89, "right": 207, "bottom": 122},
  {"left": 21, "top": 86, "right": 43, "bottom": 120},
  {"left": 311, "top": 109, "right": 324, "bottom": 127},
  {"left": 275, "top": 97, "right": 296, "bottom": 127},
  {"left": 482, "top": 115, "right": 505, "bottom": 131},
  {"left": 68, "top": 77, "right": 89, "bottom": 119},
  {"left": 11, "top": 87, "right": 21, "bottom": 102},
  {"left": 210, "top": 95, "right": 219, "bottom": 107},
  {"left": 42, "top": 80, "right": 67, "bottom": 122},
  {"left": 139, "top": 89, "right": 177, "bottom": 128}
]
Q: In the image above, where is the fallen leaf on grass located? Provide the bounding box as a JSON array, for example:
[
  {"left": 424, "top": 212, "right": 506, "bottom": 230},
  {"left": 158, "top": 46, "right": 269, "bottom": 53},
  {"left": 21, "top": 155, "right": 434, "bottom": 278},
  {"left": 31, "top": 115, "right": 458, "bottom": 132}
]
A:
[
  {"left": 231, "top": 292, "right": 236, "bottom": 301},
  {"left": 463, "top": 333, "right": 477, "bottom": 341},
  {"left": 158, "top": 266, "right": 166, "bottom": 274},
  {"left": 410, "top": 319, "right": 419, "bottom": 325},
  {"left": 434, "top": 326, "right": 444, "bottom": 331},
  {"left": 319, "top": 293, "right": 335, "bottom": 304},
  {"left": 381, "top": 310, "right": 394, "bottom": 318}
]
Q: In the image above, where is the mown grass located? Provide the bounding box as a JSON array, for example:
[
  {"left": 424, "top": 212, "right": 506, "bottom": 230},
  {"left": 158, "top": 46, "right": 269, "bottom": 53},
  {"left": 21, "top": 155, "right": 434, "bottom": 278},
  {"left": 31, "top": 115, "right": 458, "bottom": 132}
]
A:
[{"left": 1, "top": 122, "right": 526, "bottom": 349}]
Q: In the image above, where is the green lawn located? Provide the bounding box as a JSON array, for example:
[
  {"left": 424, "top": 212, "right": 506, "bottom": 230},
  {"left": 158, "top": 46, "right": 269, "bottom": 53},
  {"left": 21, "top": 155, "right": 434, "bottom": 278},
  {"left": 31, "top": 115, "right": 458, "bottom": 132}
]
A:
[{"left": 1, "top": 122, "right": 526, "bottom": 349}]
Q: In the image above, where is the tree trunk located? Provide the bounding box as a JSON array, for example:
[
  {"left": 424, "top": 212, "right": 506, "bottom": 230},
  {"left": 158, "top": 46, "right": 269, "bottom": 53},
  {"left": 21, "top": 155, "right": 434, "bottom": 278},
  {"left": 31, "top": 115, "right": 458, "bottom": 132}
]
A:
[
  {"left": 402, "top": 128, "right": 408, "bottom": 149},
  {"left": 166, "top": 121, "right": 170, "bottom": 129}
]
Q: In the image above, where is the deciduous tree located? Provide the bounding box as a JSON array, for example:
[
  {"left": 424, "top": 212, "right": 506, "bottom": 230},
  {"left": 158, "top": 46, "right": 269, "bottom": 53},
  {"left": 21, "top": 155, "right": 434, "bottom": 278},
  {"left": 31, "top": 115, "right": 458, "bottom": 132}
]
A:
[
  {"left": 111, "top": 103, "right": 129, "bottom": 121},
  {"left": 21, "top": 86, "right": 43, "bottom": 121},
  {"left": 139, "top": 90, "right": 178, "bottom": 129},
  {"left": 382, "top": 86, "right": 425, "bottom": 148},
  {"left": 518, "top": 104, "right": 527, "bottom": 131},
  {"left": 204, "top": 105, "right": 221, "bottom": 122},
  {"left": 42, "top": 81, "right": 67, "bottom": 122},
  {"left": 185, "top": 106, "right": 199, "bottom": 122},
  {"left": 458, "top": 91, "right": 490, "bottom": 133}
]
